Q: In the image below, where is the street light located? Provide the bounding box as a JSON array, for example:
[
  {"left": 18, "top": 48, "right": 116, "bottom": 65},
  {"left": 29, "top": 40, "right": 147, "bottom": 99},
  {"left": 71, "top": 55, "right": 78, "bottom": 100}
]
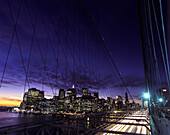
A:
[
  {"left": 143, "top": 92, "right": 150, "bottom": 114},
  {"left": 159, "top": 98, "right": 163, "bottom": 102},
  {"left": 144, "top": 92, "right": 150, "bottom": 99}
]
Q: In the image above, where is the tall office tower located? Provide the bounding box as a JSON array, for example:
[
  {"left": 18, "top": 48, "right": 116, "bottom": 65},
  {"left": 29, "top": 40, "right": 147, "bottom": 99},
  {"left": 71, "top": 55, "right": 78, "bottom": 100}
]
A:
[
  {"left": 116, "top": 95, "right": 123, "bottom": 110},
  {"left": 125, "top": 92, "right": 129, "bottom": 104},
  {"left": 59, "top": 89, "right": 65, "bottom": 99},
  {"left": 82, "top": 88, "right": 88, "bottom": 97},
  {"left": 94, "top": 92, "right": 99, "bottom": 99}
]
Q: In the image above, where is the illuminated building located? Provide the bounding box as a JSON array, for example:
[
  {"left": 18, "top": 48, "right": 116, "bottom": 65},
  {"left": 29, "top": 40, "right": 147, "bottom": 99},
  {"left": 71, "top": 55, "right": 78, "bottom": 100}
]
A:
[
  {"left": 75, "top": 97, "right": 82, "bottom": 113},
  {"left": 93, "top": 92, "right": 99, "bottom": 112},
  {"left": 94, "top": 92, "right": 99, "bottom": 99},
  {"left": 67, "top": 88, "right": 76, "bottom": 100},
  {"left": 65, "top": 88, "right": 77, "bottom": 112},
  {"left": 20, "top": 87, "right": 119, "bottom": 113},
  {"left": 82, "top": 88, "right": 88, "bottom": 97},
  {"left": 58, "top": 89, "right": 65, "bottom": 111},
  {"left": 59, "top": 89, "right": 65, "bottom": 99},
  {"left": 20, "top": 88, "right": 44, "bottom": 111},
  {"left": 116, "top": 95, "right": 122, "bottom": 102},
  {"left": 116, "top": 95, "right": 123, "bottom": 110},
  {"left": 106, "top": 97, "right": 115, "bottom": 111},
  {"left": 82, "top": 97, "right": 93, "bottom": 112},
  {"left": 81, "top": 88, "right": 93, "bottom": 112},
  {"left": 125, "top": 92, "right": 129, "bottom": 104}
]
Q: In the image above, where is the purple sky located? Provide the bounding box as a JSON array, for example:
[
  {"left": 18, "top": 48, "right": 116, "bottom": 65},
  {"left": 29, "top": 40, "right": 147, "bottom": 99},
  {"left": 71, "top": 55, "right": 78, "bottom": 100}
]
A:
[{"left": 0, "top": 0, "right": 146, "bottom": 105}]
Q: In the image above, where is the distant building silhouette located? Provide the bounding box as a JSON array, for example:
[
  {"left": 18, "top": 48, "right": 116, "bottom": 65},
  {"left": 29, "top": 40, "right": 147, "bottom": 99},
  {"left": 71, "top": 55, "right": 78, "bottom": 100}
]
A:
[
  {"left": 20, "top": 88, "right": 44, "bottom": 111},
  {"left": 116, "top": 95, "right": 123, "bottom": 110},
  {"left": 125, "top": 92, "right": 129, "bottom": 105},
  {"left": 20, "top": 87, "right": 122, "bottom": 114},
  {"left": 59, "top": 89, "right": 65, "bottom": 99}
]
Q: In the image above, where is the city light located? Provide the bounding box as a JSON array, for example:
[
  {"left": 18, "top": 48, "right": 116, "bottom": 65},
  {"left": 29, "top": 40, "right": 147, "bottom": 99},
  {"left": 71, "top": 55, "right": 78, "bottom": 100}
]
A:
[
  {"left": 162, "top": 88, "right": 167, "bottom": 92},
  {"left": 72, "top": 84, "right": 75, "bottom": 89},
  {"left": 159, "top": 98, "right": 163, "bottom": 102},
  {"left": 114, "top": 111, "right": 117, "bottom": 113},
  {"left": 144, "top": 92, "right": 150, "bottom": 99}
]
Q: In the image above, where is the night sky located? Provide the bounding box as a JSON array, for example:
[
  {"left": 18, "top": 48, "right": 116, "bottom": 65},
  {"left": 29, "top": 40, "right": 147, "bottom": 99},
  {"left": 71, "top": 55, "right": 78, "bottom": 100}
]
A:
[{"left": 0, "top": 0, "right": 145, "bottom": 106}]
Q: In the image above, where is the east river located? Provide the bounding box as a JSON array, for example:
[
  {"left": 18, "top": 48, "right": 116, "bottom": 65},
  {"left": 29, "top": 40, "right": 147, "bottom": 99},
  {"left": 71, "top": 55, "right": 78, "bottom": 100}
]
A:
[{"left": 0, "top": 111, "right": 55, "bottom": 127}]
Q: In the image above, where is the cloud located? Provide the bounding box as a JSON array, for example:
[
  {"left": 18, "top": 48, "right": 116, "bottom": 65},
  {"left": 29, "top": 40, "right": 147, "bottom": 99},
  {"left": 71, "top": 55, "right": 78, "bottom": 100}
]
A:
[
  {"left": 2, "top": 80, "right": 23, "bottom": 87},
  {"left": 0, "top": 0, "right": 147, "bottom": 104},
  {"left": 112, "top": 74, "right": 145, "bottom": 89},
  {"left": 45, "top": 94, "right": 53, "bottom": 97},
  {"left": 0, "top": 60, "right": 146, "bottom": 102},
  {"left": 0, "top": 97, "right": 22, "bottom": 102},
  {"left": 132, "top": 94, "right": 142, "bottom": 100}
]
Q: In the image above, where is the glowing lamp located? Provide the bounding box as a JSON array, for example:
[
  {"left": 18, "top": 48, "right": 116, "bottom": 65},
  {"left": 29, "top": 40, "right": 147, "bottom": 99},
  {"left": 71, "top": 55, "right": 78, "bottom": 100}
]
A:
[
  {"left": 162, "top": 88, "right": 167, "bottom": 92},
  {"left": 159, "top": 98, "right": 163, "bottom": 102},
  {"left": 144, "top": 92, "right": 150, "bottom": 99}
]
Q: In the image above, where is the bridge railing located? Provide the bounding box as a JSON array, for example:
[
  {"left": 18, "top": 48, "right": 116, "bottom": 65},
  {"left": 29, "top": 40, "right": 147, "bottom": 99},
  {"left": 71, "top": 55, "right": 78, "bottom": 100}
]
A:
[
  {"left": 0, "top": 110, "right": 151, "bottom": 135},
  {"left": 152, "top": 115, "right": 170, "bottom": 135}
]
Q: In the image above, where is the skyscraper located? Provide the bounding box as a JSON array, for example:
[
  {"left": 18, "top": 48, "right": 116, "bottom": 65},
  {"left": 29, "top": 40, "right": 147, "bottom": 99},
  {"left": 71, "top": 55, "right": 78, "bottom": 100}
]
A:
[
  {"left": 59, "top": 89, "right": 65, "bottom": 99},
  {"left": 82, "top": 88, "right": 88, "bottom": 97},
  {"left": 116, "top": 95, "right": 123, "bottom": 110},
  {"left": 125, "top": 92, "right": 129, "bottom": 104},
  {"left": 94, "top": 92, "right": 99, "bottom": 99}
]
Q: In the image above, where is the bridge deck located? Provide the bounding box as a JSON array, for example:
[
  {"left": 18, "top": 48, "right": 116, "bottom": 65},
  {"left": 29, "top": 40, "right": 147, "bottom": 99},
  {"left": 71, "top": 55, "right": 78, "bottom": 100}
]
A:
[{"left": 96, "top": 110, "right": 151, "bottom": 135}]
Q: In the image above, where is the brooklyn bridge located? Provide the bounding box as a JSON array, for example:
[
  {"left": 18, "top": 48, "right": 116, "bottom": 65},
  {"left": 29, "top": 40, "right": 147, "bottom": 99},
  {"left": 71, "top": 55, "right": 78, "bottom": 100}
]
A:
[{"left": 0, "top": 0, "right": 169, "bottom": 134}]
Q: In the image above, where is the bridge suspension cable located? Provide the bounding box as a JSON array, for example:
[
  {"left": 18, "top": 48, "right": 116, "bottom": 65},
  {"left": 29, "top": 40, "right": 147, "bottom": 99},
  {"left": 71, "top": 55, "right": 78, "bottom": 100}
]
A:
[{"left": 80, "top": 0, "right": 135, "bottom": 103}]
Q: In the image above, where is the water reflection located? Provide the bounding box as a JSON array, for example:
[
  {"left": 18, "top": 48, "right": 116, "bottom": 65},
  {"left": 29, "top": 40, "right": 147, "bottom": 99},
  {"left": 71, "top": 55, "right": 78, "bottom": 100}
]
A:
[{"left": 0, "top": 112, "right": 54, "bottom": 127}]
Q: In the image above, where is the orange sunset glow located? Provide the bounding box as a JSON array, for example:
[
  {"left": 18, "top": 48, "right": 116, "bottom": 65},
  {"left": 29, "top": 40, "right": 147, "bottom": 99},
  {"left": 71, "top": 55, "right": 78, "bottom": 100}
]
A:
[{"left": 0, "top": 97, "right": 21, "bottom": 106}]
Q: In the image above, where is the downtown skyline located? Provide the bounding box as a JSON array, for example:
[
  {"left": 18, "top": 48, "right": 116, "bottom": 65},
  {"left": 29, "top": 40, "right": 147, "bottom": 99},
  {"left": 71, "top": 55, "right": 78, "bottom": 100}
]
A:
[{"left": 0, "top": 0, "right": 146, "bottom": 106}]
